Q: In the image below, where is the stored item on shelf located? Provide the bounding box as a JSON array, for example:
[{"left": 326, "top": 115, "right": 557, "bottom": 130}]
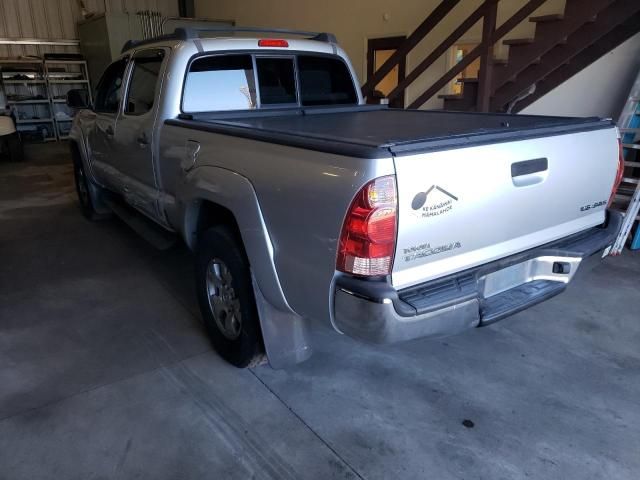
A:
[
  {"left": 44, "top": 53, "right": 84, "bottom": 61},
  {"left": 6, "top": 94, "right": 46, "bottom": 101},
  {"left": 5, "top": 73, "right": 44, "bottom": 81},
  {"left": 18, "top": 124, "right": 50, "bottom": 142},
  {"left": 55, "top": 111, "right": 72, "bottom": 121}
]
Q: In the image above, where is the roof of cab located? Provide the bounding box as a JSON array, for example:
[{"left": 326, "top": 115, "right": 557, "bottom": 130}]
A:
[{"left": 121, "top": 26, "right": 337, "bottom": 54}]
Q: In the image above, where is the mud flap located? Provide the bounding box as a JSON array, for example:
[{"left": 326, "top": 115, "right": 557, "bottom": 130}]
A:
[{"left": 251, "top": 274, "right": 312, "bottom": 369}]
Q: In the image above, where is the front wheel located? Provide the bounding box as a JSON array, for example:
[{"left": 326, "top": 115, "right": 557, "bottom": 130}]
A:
[
  {"left": 195, "top": 226, "right": 265, "bottom": 368},
  {"left": 73, "top": 159, "right": 99, "bottom": 220}
]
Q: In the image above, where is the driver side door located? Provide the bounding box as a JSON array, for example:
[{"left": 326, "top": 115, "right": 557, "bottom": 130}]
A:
[{"left": 88, "top": 57, "right": 129, "bottom": 192}]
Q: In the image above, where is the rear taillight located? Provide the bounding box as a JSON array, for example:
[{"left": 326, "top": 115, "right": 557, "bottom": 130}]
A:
[
  {"left": 609, "top": 138, "right": 625, "bottom": 206},
  {"left": 337, "top": 175, "right": 397, "bottom": 276}
]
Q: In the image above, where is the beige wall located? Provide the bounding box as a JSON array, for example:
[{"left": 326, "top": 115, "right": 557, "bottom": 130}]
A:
[
  {"left": 195, "top": 0, "right": 565, "bottom": 108},
  {"left": 521, "top": 33, "right": 640, "bottom": 119}
]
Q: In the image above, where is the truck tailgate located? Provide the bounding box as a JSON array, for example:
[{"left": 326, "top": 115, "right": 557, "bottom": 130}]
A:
[{"left": 392, "top": 127, "right": 619, "bottom": 289}]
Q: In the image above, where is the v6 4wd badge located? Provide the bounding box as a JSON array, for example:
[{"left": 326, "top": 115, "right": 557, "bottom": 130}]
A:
[{"left": 411, "top": 185, "right": 459, "bottom": 218}]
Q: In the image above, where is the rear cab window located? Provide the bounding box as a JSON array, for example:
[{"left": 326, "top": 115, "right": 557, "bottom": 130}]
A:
[{"left": 182, "top": 52, "right": 357, "bottom": 113}]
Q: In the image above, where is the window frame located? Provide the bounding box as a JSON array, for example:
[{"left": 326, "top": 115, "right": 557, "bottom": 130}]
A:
[
  {"left": 122, "top": 48, "right": 167, "bottom": 118},
  {"left": 180, "top": 50, "right": 358, "bottom": 114},
  {"left": 253, "top": 54, "right": 300, "bottom": 108},
  {"left": 93, "top": 56, "right": 129, "bottom": 114}
]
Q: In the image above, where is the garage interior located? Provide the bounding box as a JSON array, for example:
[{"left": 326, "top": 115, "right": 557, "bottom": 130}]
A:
[{"left": 1, "top": 1, "right": 640, "bottom": 479}]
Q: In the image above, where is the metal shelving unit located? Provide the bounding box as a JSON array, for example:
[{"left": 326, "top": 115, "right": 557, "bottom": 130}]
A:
[
  {"left": 0, "top": 57, "right": 92, "bottom": 142},
  {"left": 0, "top": 58, "right": 55, "bottom": 142}
]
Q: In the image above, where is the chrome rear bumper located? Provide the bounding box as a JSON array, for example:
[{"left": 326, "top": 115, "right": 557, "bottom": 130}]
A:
[{"left": 332, "top": 210, "right": 622, "bottom": 344}]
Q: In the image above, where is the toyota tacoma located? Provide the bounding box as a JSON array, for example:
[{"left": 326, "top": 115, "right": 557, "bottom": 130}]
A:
[{"left": 67, "top": 27, "right": 624, "bottom": 368}]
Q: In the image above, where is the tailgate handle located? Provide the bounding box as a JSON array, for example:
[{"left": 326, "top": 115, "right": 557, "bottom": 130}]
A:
[{"left": 511, "top": 158, "right": 548, "bottom": 177}]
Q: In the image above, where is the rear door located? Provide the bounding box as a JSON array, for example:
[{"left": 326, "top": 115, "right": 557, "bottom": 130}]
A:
[
  {"left": 112, "top": 48, "right": 167, "bottom": 220},
  {"left": 391, "top": 127, "right": 619, "bottom": 289},
  {"left": 88, "top": 58, "right": 128, "bottom": 190}
]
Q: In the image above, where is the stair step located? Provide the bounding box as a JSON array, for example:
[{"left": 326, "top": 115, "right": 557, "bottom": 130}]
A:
[
  {"left": 508, "top": 58, "right": 541, "bottom": 73},
  {"left": 503, "top": 38, "right": 534, "bottom": 46},
  {"left": 534, "top": 22, "right": 572, "bottom": 44},
  {"left": 530, "top": 14, "right": 564, "bottom": 23},
  {"left": 441, "top": 90, "right": 477, "bottom": 111}
]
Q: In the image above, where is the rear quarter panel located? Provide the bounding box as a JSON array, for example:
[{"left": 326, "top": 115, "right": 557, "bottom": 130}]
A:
[{"left": 159, "top": 125, "right": 394, "bottom": 323}]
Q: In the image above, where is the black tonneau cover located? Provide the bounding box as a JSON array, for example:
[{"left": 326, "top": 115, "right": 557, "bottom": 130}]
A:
[{"left": 165, "top": 106, "right": 614, "bottom": 158}]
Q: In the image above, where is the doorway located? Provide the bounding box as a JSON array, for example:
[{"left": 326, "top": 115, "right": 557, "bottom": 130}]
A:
[
  {"left": 366, "top": 36, "right": 406, "bottom": 108},
  {"left": 448, "top": 43, "right": 481, "bottom": 94}
]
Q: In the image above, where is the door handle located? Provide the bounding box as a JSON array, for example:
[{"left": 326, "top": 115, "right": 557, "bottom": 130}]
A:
[
  {"left": 511, "top": 158, "right": 548, "bottom": 177},
  {"left": 511, "top": 158, "right": 548, "bottom": 187},
  {"left": 137, "top": 132, "right": 149, "bottom": 146},
  {"left": 105, "top": 125, "right": 114, "bottom": 136}
]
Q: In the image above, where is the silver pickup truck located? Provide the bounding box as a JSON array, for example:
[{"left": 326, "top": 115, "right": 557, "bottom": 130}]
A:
[{"left": 68, "top": 27, "right": 624, "bottom": 368}]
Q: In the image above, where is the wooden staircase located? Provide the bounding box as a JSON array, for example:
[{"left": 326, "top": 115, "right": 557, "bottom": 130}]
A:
[{"left": 362, "top": 0, "right": 640, "bottom": 113}]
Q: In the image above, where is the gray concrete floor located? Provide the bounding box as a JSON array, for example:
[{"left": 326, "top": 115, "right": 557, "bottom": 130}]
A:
[{"left": 1, "top": 142, "right": 639, "bottom": 480}]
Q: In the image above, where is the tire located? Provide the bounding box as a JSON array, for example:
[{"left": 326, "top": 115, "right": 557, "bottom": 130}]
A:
[
  {"left": 195, "top": 226, "right": 265, "bottom": 368},
  {"left": 6, "top": 132, "right": 23, "bottom": 162},
  {"left": 73, "top": 159, "right": 100, "bottom": 220}
]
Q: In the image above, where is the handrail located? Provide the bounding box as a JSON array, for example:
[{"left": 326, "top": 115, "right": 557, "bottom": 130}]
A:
[
  {"left": 385, "top": 2, "right": 486, "bottom": 103},
  {"left": 363, "top": 0, "right": 548, "bottom": 111},
  {"left": 361, "top": 0, "right": 460, "bottom": 97}
]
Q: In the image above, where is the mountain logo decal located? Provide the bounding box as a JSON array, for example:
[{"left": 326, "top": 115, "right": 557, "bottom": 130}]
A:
[{"left": 411, "top": 185, "right": 458, "bottom": 210}]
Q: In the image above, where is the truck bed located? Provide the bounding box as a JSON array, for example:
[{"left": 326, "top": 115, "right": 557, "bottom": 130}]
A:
[{"left": 166, "top": 106, "right": 613, "bottom": 158}]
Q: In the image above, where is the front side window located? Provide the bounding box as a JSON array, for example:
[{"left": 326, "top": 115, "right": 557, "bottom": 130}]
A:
[
  {"left": 125, "top": 49, "right": 164, "bottom": 115},
  {"left": 183, "top": 55, "right": 256, "bottom": 112},
  {"left": 94, "top": 58, "right": 128, "bottom": 113}
]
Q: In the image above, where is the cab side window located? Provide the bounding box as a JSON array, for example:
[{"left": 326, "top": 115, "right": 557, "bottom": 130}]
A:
[
  {"left": 183, "top": 55, "right": 257, "bottom": 112},
  {"left": 125, "top": 50, "right": 165, "bottom": 115},
  {"left": 94, "top": 58, "right": 128, "bottom": 113}
]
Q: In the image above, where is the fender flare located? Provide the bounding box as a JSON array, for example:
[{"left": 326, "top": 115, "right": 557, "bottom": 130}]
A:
[
  {"left": 179, "top": 165, "right": 291, "bottom": 312},
  {"left": 179, "top": 166, "right": 312, "bottom": 368}
]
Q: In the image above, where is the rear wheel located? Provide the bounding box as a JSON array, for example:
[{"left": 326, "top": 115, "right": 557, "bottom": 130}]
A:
[{"left": 195, "top": 226, "right": 265, "bottom": 367}]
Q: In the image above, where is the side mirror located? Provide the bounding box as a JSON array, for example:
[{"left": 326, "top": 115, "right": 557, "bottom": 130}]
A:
[{"left": 66, "top": 89, "right": 90, "bottom": 109}]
